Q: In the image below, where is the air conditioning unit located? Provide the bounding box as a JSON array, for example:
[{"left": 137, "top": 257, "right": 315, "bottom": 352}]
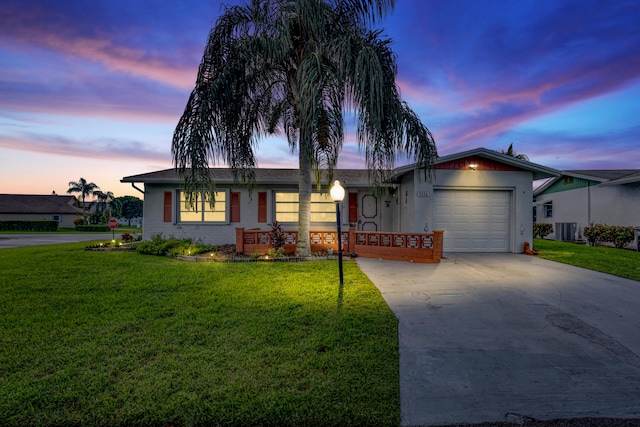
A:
[{"left": 555, "top": 222, "right": 576, "bottom": 242}]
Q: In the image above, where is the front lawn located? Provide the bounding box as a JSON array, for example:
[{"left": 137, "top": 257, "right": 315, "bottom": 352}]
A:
[
  {"left": 534, "top": 238, "right": 640, "bottom": 282},
  {"left": 0, "top": 243, "right": 399, "bottom": 426}
]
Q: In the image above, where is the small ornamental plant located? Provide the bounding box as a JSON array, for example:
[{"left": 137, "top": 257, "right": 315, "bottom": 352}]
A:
[{"left": 269, "top": 221, "right": 286, "bottom": 250}]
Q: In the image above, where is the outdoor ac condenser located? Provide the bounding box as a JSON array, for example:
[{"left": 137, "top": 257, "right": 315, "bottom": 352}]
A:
[{"left": 555, "top": 222, "right": 577, "bottom": 242}]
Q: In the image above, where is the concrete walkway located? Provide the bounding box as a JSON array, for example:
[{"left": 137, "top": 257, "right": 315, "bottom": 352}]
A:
[{"left": 357, "top": 254, "right": 640, "bottom": 426}]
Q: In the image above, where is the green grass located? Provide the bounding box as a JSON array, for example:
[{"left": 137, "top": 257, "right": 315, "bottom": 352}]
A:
[
  {"left": 0, "top": 243, "right": 399, "bottom": 426},
  {"left": 534, "top": 238, "right": 640, "bottom": 282}
]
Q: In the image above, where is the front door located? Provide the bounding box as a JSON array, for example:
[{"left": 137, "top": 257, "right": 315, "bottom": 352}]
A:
[{"left": 360, "top": 193, "right": 379, "bottom": 231}]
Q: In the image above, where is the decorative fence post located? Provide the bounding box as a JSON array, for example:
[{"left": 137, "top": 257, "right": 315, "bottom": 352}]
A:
[
  {"left": 348, "top": 227, "right": 356, "bottom": 254},
  {"left": 433, "top": 230, "right": 444, "bottom": 261},
  {"left": 235, "top": 227, "right": 245, "bottom": 254}
]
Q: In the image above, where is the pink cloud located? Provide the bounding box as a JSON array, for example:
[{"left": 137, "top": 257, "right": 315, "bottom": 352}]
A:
[
  {"left": 0, "top": 133, "right": 168, "bottom": 163},
  {"left": 0, "top": 6, "right": 197, "bottom": 90}
]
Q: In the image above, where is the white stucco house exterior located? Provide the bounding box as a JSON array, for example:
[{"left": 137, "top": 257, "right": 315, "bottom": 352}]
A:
[
  {"left": 121, "top": 148, "right": 559, "bottom": 254},
  {"left": 533, "top": 170, "right": 640, "bottom": 242}
]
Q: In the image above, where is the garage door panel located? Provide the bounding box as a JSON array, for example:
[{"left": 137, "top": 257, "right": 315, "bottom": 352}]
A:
[{"left": 434, "top": 190, "right": 511, "bottom": 252}]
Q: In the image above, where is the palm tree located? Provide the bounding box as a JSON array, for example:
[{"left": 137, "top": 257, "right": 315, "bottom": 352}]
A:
[
  {"left": 500, "top": 143, "right": 529, "bottom": 161},
  {"left": 172, "top": 0, "right": 437, "bottom": 256},
  {"left": 93, "top": 190, "right": 114, "bottom": 218},
  {"left": 67, "top": 178, "right": 99, "bottom": 223}
]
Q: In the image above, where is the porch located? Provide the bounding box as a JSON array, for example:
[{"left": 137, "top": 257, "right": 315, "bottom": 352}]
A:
[{"left": 235, "top": 227, "right": 444, "bottom": 263}]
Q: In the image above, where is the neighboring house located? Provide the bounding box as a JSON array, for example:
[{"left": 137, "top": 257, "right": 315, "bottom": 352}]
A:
[
  {"left": 121, "top": 148, "right": 559, "bottom": 254},
  {"left": 534, "top": 170, "right": 640, "bottom": 242},
  {"left": 0, "top": 194, "right": 83, "bottom": 228}
]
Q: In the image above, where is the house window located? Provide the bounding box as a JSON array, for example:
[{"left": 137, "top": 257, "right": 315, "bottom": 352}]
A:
[
  {"left": 274, "top": 192, "right": 336, "bottom": 223},
  {"left": 532, "top": 206, "right": 537, "bottom": 223},
  {"left": 543, "top": 201, "right": 553, "bottom": 218},
  {"left": 52, "top": 215, "right": 61, "bottom": 221},
  {"left": 179, "top": 190, "right": 227, "bottom": 223}
]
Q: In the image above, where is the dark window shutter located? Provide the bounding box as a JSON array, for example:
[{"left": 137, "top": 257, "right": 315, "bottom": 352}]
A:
[
  {"left": 163, "top": 191, "right": 172, "bottom": 222},
  {"left": 258, "top": 192, "right": 267, "bottom": 223},
  {"left": 230, "top": 192, "right": 241, "bottom": 222},
  {"left": 348, "top": 192, "right": 358, "bottom": 223}
]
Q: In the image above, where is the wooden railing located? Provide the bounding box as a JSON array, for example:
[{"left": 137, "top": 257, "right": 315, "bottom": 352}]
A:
[{"left": 236, "top": 227, "right": 443, "bottom": 263}]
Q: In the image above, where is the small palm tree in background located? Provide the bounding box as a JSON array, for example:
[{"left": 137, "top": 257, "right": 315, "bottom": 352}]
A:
[
  {"left": 93, "top": 190, "right": 114, "bottom": 220},
  {"left": 67, "top": 178, "right": 99, "bottom": 223},
  {"left": 500, "top": 143, "right": 529, "bottom": 161},
  {"left": 172, "top": 0, "right": 437, "bottom": 256}
]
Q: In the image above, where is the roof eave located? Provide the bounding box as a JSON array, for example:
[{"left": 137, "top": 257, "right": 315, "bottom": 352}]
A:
[{"left": 395, "top": 147, "right": 560, "bottom": 180}]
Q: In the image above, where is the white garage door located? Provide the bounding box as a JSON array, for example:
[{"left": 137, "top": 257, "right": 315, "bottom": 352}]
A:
[{"left": 434, "top": 190, "right": 511, "bottom": 252}]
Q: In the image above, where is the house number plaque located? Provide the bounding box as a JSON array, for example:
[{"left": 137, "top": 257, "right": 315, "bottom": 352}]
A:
[{"left": 416, "top": 191, "right": 430, "bottom": 197}]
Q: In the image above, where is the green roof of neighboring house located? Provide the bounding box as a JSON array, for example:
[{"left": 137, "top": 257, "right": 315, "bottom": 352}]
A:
[{"left": 534, "top": 170, "right": 640, "bottom": 195}]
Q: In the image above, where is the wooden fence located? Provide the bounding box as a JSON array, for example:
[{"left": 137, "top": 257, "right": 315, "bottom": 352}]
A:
[{"left": 236, "top": 227, "right": 443, "bottom": 263}]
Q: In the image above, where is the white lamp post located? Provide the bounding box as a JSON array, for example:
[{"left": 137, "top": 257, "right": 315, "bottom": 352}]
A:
[{"left": 330, "top": 180, "right": 346, "bottom": 286}]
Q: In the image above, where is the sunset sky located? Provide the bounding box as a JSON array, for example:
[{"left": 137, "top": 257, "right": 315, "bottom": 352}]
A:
[{"left": 1, "top": 0, "right": 639, "bottom": 198}]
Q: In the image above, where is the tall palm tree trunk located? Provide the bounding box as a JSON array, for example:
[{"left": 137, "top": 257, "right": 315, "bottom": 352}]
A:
[{"left": 297, "top": 144, "right": 312, "bottom": 257}]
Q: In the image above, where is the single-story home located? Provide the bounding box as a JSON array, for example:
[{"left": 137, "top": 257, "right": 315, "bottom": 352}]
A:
[
  {"left": 533, "top": 170, "right": 640, "bottom": 242},
  {"left": 122, "top": 148, "right": 559, "bottom": 254},
  {"left": 0, "top": 194, "right": 84, "bottom": 228}
]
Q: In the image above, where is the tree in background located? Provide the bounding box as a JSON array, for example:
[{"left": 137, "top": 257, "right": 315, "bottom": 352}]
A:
[
  {"left": 92, "top": 190, "right": 114, "bottom": 223},
  {"left": 500, "top": 143, "right": 529, "bottom": 161},
  {"left": 112, "top": 196, "right": 143, "bottom": 226},
  {"left": 172, "top": 0, "right": 437, "bottom": 256},
  {"left": 67, "top": 178, "right": 99, "bottom": 223}
]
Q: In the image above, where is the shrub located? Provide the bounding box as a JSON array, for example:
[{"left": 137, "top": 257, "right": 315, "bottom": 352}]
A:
[
  {"left": 73, "top": 217, "right": 85, "bottom": 226},
  {"left": 583, "top": 224, "right": 635, "bottom": 248},
  {"left": 267, "top": 247, "right": 286, "bottom": 258},
  {"left": 269, "top": 221, "right": 286, "bottom": 250},
  {"left": 533, "top": 223, "right": 553, "bottom": 239},
  {"left": 0, "top": 220, "right": 59, "bottom": 232},
  {"left": 75, "top": 225, "right": 110, "bottom": 232},
  {"left": 610, "top": 226, "right": 635, "bottom": 249},
  {"left": 136, "top": 234, "right": 216, "bottom": 256},
  {"left": 120, "top": 232, "right": 142, "bottom": 242}
]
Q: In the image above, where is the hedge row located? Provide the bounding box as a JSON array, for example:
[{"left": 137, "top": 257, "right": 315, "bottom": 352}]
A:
[
  {"left": 75, "top": 225, "right": 110, "bottom": 232},
  {"left": 583, "top": 224, "right": 635, "bottom": 248},
  {"left": 0, "top": 220, "right": 59, "bottom": 232}
]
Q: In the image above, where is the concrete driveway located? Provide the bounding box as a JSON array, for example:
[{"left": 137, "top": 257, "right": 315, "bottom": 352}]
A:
[{"left": 357, "top": 254, "right": 640, "bottom": 426}]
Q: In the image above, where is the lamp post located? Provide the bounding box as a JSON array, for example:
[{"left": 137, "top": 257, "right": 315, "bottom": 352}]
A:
[{"left": 330, "top": 180, "right": 345, "bottom": 286}]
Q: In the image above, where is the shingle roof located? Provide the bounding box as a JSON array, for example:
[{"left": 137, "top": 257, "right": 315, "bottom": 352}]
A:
[
  {"left": 122, "top": 168, "right": 373, "bottom": 186},
  {"left": 0, "top": 194, "right": 83, "bottom": 214}
]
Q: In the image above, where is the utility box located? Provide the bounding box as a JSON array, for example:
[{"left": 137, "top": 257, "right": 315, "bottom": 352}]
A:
[{"left": 555, "top": 222, "right": 577, "bottom": 242}]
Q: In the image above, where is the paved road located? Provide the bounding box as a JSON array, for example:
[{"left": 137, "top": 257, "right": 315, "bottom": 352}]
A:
[
  {"left": 0, "top": 233, "right": 115, "bottom": 249},
  {"left": 358, "top": 254, "right": 640, "bottom": 426}
]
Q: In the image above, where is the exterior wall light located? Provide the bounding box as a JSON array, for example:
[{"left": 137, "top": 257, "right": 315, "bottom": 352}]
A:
[{"left": 469, "top": 164, "right": 478, "bottom": 170}]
